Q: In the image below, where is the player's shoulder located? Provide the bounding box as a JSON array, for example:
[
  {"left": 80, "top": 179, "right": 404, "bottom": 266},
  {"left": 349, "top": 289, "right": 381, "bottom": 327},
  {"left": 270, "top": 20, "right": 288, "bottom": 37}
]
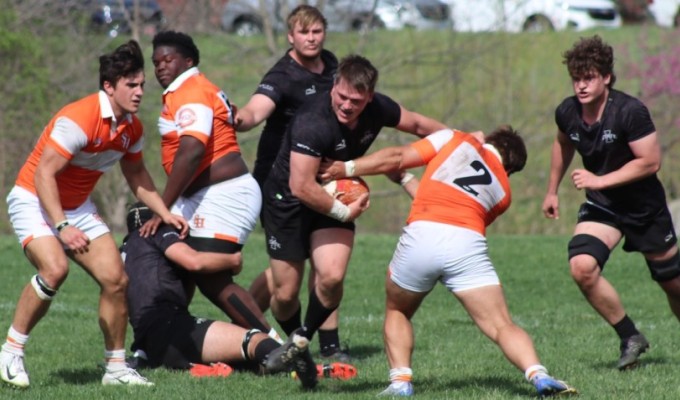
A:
[{"left": 609, "top": 88, "right": 646, "bottom": 110}]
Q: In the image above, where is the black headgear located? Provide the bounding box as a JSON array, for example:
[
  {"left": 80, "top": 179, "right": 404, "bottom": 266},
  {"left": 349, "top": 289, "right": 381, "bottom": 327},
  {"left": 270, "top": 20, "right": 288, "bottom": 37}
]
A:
[{"left": 126, "top": 202, "right": 153, "bottom": 233}]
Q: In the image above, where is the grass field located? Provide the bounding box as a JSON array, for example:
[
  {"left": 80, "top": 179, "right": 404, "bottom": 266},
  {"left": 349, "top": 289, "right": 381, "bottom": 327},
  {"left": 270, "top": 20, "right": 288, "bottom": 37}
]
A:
[{"left": 1, "top": 232, "right": 680, "bottom": 399}]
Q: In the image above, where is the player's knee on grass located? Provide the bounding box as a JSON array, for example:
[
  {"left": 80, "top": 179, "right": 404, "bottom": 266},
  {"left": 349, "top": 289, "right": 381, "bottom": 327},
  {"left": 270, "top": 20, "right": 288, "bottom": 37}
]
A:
[
  {"left": 647, "top": 252, "right": 680, "bottom": 282},
  {"left": 568, "top": 234, "right": 610, "bottom": 271}
]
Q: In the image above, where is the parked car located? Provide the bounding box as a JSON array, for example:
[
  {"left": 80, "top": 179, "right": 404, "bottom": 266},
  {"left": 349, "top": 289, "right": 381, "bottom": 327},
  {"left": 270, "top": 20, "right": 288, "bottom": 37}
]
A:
[
  {"left": 445, "top": 0, "right": 621, "bottom": 32},
  {"left": 648, "top": 0, "right": 680, "bottom": 26},
  {"left": 89, "top": 0, "right": 166, "bottom": 37},
  {"left": 220, "top": 0, "right": 451, "bottom": 36}
]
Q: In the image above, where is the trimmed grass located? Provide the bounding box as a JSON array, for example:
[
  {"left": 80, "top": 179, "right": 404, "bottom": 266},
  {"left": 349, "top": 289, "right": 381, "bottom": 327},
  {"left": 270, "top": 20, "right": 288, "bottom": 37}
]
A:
[{"left": 1, "top": 233, "right": 679, "bottom": 399}]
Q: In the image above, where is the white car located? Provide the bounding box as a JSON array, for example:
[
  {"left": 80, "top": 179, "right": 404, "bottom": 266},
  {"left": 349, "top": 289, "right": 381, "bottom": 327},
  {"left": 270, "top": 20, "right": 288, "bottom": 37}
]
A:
[
  {"left": 648, "top": 0, "right": 680, "bottom": 27},
  {"left": 445, "top": 0, "right": 621, "bottom": 32}
]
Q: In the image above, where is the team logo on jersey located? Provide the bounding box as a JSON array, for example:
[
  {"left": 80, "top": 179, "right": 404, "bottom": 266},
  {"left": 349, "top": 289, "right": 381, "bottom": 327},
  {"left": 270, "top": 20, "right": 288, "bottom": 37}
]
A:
[
  {"left": 335, "top": 139, "right": 346, "bottom": 150},
  {"left": 360, "top": 132, "right": 375, "bottom": 145},
  {"left": 268, "top": 235, "right": 281, "bottom": 250},
  {"left": 569, "top": 132, "right": 580, "bottom": 142},
  {"left": 193, "top": 214, "right": 205, "bottom": 229},
  {"left": 602, "top": 130, "right": 617, "bottom": 144},
  {"left": 305, "top": 85, "right": 317, "bottom": 96},
  {"left": 259, "top": 83, "right": 274, "bottom": 92},
  {"left": 665, "top": 231, "right": 674, "bottom": 243},
  {"left": 177, "top": 108, "right": 197, "bottom": 128},
  {"left": 121, "top": 133, "right": 130, "bottom": 149}
]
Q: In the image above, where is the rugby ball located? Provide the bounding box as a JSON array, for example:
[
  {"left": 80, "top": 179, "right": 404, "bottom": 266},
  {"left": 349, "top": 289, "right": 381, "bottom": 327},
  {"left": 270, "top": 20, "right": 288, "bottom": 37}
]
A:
[{"left": 323, "top": 177, "right": 370, "bottom": 205}]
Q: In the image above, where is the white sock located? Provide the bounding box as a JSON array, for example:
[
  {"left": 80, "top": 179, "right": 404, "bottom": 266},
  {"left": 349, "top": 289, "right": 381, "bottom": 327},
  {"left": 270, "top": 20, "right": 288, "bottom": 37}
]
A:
[
  {"left": 2, "top": 326, "right": 29, "bottom": 355},
  {"left": 389, "top": 367, "right": 413, "bottom": 384},
  {"left": 105, "top": 349, "right": 127, "bottom": 372},
  {"left": 525, "top": 364, "right": 549, "bottom": 382}
]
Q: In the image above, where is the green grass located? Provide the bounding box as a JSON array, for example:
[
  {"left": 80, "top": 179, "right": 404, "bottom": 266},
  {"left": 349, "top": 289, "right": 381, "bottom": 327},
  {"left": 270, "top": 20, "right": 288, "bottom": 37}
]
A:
[{"left": 1, "top": 233, "right": 680, "bottom": 399}]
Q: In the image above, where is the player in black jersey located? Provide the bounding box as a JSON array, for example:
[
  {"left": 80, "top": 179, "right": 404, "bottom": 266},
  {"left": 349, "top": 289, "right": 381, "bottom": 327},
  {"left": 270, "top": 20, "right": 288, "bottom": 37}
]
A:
[
  {"left": 261, "top": 54, "right": 447, "bottom": 362},
  {"left": 122, "top": 203, "right": 318, "bottom": 389},
  {"left": 542, "top": 35, "right": 680, "bottom": 370}
]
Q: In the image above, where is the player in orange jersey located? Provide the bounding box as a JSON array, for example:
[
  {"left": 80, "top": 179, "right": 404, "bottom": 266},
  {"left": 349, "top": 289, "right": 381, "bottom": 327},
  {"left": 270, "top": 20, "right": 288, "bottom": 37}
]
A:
[
  {"left": 146, "top": 31, "right": 281, "bottom": 342},
  {"left": 1, "top": 40, "right": 187, "bottom": 389},
  {"left": 320, "top": 126, "right": 577, "bottom": 397}
]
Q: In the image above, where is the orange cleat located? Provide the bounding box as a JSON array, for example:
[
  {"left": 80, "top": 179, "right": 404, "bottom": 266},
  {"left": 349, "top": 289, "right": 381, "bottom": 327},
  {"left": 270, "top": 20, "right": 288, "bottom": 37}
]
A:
[
  {"left": 189, "top": 362, "right": 234, "bottom": 378},
  {"left": 293, "top": 362, "right": 357, "bottom": 380}
]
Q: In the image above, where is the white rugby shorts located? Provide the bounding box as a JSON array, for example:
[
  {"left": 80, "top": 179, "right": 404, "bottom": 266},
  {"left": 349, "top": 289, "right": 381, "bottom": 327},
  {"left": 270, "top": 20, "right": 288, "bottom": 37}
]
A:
[
  {"left": 171, "top": 174, "right": 261, "bottom": 244},
  {"left": 389, "top": 220, "right": 500, "bottom": 293},
  {"left": 7, "top": 185, "right": 109, "bottom": 248}
]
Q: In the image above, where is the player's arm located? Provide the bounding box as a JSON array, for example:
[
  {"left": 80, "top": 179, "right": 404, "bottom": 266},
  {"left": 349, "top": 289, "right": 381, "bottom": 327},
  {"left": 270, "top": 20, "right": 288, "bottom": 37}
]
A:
[
  {"left": 384, "top": 170, "right": 419, "bottom": 199},
  {"left": 290, "top": 152, "right": 367, "bottom": 221},
  {"left": 162, "top": 135, "right": 205, "bottom": 207},
  {"left": 320, "top": 145, "right": 425, "bottom": 182},
  {"left": 164, "top": 242, "right": 243, "bottom": 274},
  {"left": 394, "top": 105, "right": 448, "bottom": 138},
  {"left": 35, "top": 146, "right": 90, "bottom": 251},
  {"left": 572, "top": 131, "right": 661, "bottom": 191},
  {"left": 542, "top": 130, "right": 575, "bottom": 219},
  {"left": 120, "top": 157, "right": 188, "bottom": 235},
  {"left": 234, "top": 94, "right": 276, "bottom": 132}
]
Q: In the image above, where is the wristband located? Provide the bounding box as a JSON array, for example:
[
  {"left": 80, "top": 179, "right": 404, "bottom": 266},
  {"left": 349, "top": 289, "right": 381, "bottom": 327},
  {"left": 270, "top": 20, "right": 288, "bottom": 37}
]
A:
[
  {"left": 327, "top": 199, "right": 350, "bottom": 222},
  {"left": 55, "top": 220, "right": 70, "bottom": 232},
  {"left": 400, "top": 172, "right": 415, "bottom": 186},
  {"left": 344, "top": 160, "right": 356, "bottom": 177}
]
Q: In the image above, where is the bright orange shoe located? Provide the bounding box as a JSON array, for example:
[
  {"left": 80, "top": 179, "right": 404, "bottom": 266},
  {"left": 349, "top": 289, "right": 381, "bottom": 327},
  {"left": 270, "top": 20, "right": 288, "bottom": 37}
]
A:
[
  {"left": 318, "top": 362, "right": 357, "bottom": 380},
  {"left": 189, "top": 362, "right": 234, "bottom": 378}
]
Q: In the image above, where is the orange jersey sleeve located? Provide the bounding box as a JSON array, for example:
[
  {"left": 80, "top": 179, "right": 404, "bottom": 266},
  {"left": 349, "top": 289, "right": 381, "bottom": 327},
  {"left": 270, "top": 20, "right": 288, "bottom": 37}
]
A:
[
  {"left": 15, "top": 92, "right": 144, "bottom": 210},
  {"left": 407, "top": 129, "right": 512, "bottom": 235},
  {"left": 158, "top": 68, "right": 240, "bottom": 177}
]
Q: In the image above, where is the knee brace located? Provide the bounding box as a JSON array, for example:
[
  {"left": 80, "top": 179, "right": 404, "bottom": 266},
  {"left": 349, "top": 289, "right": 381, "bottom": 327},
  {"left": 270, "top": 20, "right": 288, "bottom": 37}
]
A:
[
  {"left": 647, "top": 252, "right": 680, "bottom": 282},
  {"left": 241, "top": 328, "right": 261, "bottom": 361},
  {"left": 30, "top": 274, "right": 57, "bottom": 301},
  {"left": 568, "top": 234, "right": 610, "bottom": 269}
]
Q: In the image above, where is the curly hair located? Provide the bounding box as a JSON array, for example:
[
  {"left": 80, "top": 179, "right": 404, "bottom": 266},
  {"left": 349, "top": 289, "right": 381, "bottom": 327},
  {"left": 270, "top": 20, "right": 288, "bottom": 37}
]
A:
[
  {"left": 152, "top": 30, "right": 200, "bottom": 66},
  {"left": 485, "top": 125, "right": 527, "bottom": 175},
  {"left": 562, "top": 35, "right": 616, "bottom": 88},
  {"left": 99, "top": 40, "right": 144, "bottom": 89}
]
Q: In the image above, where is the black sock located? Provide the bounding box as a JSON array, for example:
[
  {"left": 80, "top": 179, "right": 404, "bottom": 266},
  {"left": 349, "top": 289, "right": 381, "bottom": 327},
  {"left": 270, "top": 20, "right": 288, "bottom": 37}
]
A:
[
  {"left": 276, "top": 306, "right": 302, "bottom": 336},
  {"left": 613, "top": 314, "right": 639, "bottom": 340},
  {"left": 302, "top": 287, "right": 337, "bottom": 341},
  {"left": 254, "top": 338, "right": 280, "bottom": 365},
  {"left": 319, "top": 328, "right": 340, "bottom": 356}
]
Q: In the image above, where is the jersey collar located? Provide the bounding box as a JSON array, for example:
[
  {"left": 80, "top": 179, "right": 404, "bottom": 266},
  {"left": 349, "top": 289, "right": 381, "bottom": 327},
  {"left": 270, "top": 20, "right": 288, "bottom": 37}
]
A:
[
  {"left": 98, "top": 90, "right": 132, "bottom": 124},
  {"left": 164, "top": 67, "right": 200, "bottom": 94},
  {"left": 483, "top": 143, "right": 502, "bottom": 164}
]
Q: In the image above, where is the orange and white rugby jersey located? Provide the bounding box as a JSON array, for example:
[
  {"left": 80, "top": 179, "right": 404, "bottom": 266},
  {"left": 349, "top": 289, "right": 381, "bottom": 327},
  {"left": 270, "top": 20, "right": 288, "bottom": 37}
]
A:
[
  {"left": 158, "top": 67, "right": 240, "bottom": 177},
  {"left": 15, "top": 91, "right": 144, "bottom": 210},
  {"left": 407, "top": 129, "right": 511, "bottom": 236}
]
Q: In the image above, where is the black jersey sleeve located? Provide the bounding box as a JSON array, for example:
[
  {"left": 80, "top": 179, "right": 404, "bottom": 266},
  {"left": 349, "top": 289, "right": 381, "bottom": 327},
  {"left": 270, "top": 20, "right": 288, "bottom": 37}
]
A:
[
  {"left": 554, "top": 97, "right": 575, "bottom": 134},
  {"left": 253, "top": 69, "right": 290, "bottom": 105},
  {"left": 621, "top": 98, "right": 656, "bottom": 142},
  {"left": 153, "top": 224, "right": 183, "bottom": 253},
  {"left": 372, "top": 93, "right": 401, "bottom": 128}
]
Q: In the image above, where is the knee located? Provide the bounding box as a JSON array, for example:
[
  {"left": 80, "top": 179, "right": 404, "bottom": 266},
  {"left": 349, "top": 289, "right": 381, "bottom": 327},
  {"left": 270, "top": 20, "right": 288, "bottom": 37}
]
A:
[
  {"left": 100, "top": 270, "right": 129, "bottom": 295},
  {"left": 569, "top": 255, "right": 600, "bottom": 286},
  {"left": 272, "top": 284, "right": 300, "bottom": 306},
  {"left": 315, "top": 274, "right": 344, "bottom": 295},
  {"left": 39, "top": 262, "right": 70, "bottom": 289},
  {"left": 568, "top": 234, "right": 610, "bottom": 286}
]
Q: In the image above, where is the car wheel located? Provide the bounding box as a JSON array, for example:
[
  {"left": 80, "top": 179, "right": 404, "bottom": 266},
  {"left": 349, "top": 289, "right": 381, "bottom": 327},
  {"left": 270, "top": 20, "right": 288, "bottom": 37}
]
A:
[
  {"left": 522, "top": 15, "right": 554, "bottom": 32},
  {"left": 233, "top": 18, "right": 263, "bottom": 36}
]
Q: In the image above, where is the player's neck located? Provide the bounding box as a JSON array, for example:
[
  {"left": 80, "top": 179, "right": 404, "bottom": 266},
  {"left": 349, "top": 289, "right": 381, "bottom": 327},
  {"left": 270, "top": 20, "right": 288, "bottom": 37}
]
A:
[
  {"left": 581, "top": 88, "right": 609, "bottom": 126},
  {"left": 289, "top": 50, "right": 324, "bottom": 74}
]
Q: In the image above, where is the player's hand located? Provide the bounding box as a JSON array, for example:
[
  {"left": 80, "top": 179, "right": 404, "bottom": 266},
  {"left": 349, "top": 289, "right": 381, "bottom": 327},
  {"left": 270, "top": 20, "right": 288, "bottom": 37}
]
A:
[
  {"left": 232, "top": 104, "right": 242, "bottom": 129},
  {"left": 542, "top": 193, "right": 560, "bottom": 219},
  {"left": 571, "top": 169, "right": 602, "bottom": 190},
  {"left": 139, "top": 215, "right": 162, "bottom": 238},
  {"left": 318, "top": 158, "right": 347, "bottom": 183},
  {"left": 58, "top": 225, "right": 90, "bottom": 254},
  {"left": 346, "top": 193, "right": 370, "bottom": 222},
  {"left": 161, "top": 214, "right": 189, "bottom": 239}
]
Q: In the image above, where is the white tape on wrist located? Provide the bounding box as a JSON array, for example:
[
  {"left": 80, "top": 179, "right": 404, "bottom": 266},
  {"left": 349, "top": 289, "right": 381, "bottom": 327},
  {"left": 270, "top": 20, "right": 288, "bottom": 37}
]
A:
[
  {"left": 400, "top": 172, "right": 415, "bottom": 186},
  {"left": 327, "top": 199, "right": 351, "bottom": 222},
  {"left": 344, "top": 160, "right": 356, "bottom": 177}
]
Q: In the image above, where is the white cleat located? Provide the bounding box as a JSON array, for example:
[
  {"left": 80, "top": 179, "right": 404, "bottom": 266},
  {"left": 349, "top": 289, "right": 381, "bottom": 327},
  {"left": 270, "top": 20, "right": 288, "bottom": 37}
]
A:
[
  {"left": 0, "top": 350, "right": 29, "bottom": 389},
  {"left": 102, "top": 366, "right": 154, "bottom": 386}
]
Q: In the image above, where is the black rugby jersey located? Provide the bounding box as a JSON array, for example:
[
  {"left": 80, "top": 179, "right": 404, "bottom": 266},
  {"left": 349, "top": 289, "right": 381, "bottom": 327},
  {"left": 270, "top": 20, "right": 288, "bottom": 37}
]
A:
[
  {"left": 123, "top": 225, "right": 190, "bottom": 341},
  {"left": 266, "top": 91, "right": 401, "bottom": 201},
  {"left": 252, "top": 49, "right": 338, "bottom": 185},
  {"left": 555, "top": 88, "right": 666, "bottom": 217}
]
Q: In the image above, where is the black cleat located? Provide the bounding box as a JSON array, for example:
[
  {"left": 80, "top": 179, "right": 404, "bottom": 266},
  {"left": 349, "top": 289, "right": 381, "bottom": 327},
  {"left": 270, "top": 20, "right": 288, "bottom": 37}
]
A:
[{"left": 617, "top": 334, "right": 650, "bottom": 370}]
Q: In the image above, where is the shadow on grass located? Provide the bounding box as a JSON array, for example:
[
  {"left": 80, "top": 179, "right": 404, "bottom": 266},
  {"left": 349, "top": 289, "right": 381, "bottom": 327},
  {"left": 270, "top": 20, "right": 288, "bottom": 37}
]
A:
[
  {"left": 590, "top": 355, "right": 670, "bottom": 371},
  {"left": 53, "top": 367, "right": 102, "bottom": 384}
]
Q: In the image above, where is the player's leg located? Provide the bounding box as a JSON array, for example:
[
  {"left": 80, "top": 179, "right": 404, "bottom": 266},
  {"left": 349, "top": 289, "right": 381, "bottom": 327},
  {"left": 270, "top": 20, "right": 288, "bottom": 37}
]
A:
[
  {"left": 71, "top": 233, "right": 151, "bottom": 385},
  {"left": 454, "top": 284, "right": 576, "bottom": 396},
  {"left": 249, "top": 267, "right": 274, "bottom": 312},
  {"left": 270, "top": 258, "right": 305, "bottom": 335},
  {"left": 309, "top": 262, "right": 348, "bottom": 362}
]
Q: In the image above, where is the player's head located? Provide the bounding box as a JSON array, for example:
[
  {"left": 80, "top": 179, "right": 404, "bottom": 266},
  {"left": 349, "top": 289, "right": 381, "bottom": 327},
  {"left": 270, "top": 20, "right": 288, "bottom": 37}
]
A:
[
  {"left": 126, "top": 202, "right": 154, "bottom": 233},
  {"left": 99, "top": 40, "right": 144, "bottom": 90},
  {"left": 563, "top": 35, "right": 616, "bottom": 88},
  {"left": 151, "top": 30, "right": 200, "bottom": 89},
  {"left": 287, "top": 4, "right": 327, "bottom": 32},
  {"left": 287, "top": 5, "right": 327, "bottom": 61},
  {"left": 331, "top": 54, "right": 378, "bottom": 126},
  {"left": 485, "top": 125, "right": 527, "bottom": 176}
]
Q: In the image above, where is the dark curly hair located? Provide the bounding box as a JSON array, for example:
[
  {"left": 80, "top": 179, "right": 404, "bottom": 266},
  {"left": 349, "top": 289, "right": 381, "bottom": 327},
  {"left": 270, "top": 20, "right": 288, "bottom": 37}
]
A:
[
  {"left": 562, "top": 35, "right": 616, "bottom": 88},
  {"left": 152, "top": 30, "right": 200, "bottom": 66},
  {"left": 485, "top": 125, "right": 527, "bottom": 176},
  {"left": 99, "top": 40, "right": 144, "bottom": 89}
]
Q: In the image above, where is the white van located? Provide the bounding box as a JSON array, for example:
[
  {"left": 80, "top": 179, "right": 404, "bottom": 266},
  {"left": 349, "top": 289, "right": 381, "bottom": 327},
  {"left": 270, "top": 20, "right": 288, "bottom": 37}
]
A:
[
  {"left": 648, "top": 0, "right": 680, "bottom": 27},
  {"left": 444, "top": 0, "right": 621, "bottom": 32}
]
